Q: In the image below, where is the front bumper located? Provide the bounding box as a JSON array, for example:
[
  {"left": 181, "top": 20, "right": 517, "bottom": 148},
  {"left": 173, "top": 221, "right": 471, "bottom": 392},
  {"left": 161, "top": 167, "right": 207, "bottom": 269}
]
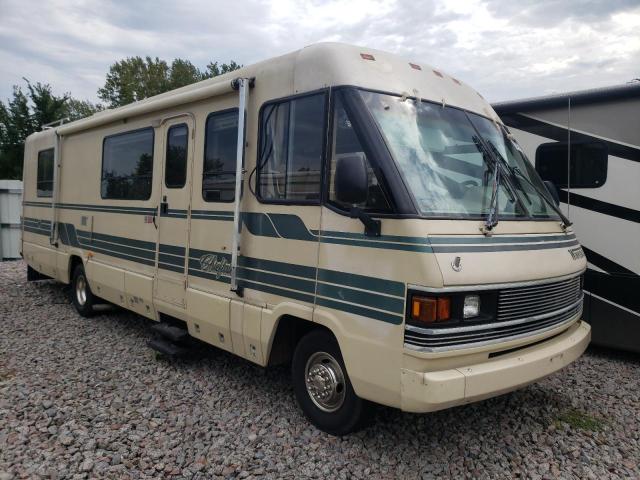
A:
[{"left": 400, "top": 320, "right": 590, "bottom": 412}]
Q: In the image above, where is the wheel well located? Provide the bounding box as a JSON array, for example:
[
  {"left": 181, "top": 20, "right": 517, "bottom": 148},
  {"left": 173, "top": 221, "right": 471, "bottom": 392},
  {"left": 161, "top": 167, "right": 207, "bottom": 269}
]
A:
[
  {"left": 267, "top": 315, "right": 335, "bottom": 367},
  {"left": 68, "top": 255, "right": 83, "bottom": 283}
]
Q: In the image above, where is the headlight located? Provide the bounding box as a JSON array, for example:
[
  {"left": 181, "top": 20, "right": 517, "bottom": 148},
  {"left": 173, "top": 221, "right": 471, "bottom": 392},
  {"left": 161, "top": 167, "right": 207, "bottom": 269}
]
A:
[
  {"left": 406, "top": 290, "right": 496, "bottom": 327},
  {"left": 463, "top": 294, "right": 481, "bottom": 318}
]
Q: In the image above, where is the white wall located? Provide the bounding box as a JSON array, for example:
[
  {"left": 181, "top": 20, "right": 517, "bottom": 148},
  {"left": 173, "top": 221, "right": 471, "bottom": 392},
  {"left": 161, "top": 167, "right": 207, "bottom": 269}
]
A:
[{"left": 0, "top": 180, "right": 23, "bottom": 260}]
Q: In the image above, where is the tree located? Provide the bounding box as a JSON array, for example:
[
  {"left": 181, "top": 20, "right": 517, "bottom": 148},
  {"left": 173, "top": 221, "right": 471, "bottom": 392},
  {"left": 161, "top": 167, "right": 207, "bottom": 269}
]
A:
[
  {"left": 65, "top": 98, "right": 103, "bottom": 122},
  {"left": 0, "top": 81, "right": 102, "bottom": 179},
  {"left": 0, "top": 53, "right": 241, "bottom": 179},
  {"left": 204, "top": 60, "right": 242, "bottom": 79},
  {"left": 98, "top": 56, "right": 241, "bottom": 108},
  {"left": 169, "top": 59, "right": 202, "bottom": 90},
  {"left": 25, "top": 80, "right": 69, "bottom": 130},
  {"left": 0, "top": 87, "right": 33, "bottom": 179}
]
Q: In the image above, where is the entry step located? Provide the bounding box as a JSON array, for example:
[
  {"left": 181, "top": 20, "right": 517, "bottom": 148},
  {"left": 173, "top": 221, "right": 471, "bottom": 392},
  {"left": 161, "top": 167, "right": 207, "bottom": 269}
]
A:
[
  {"left": 148, "top": 338, "right": 188, "bottom": 357},
  {"left": 150, "top": 322, "right": 189, "bottom": 343}
]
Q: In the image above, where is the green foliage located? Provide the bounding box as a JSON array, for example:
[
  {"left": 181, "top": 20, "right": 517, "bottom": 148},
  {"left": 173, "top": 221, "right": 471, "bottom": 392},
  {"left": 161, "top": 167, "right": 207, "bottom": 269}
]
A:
[
  {"left": 556, "top": 408, "right": 606, "bottom": 431},
  {"left": 1, "top": 54, "right": 240, "bottom": 179},
  {"left": 25, "top": 80, "right": 69, "bottom": 130},
  {"left": 98, "top": 56, "right": 242, "bottom": 108},
  {"left": 204, "top": 60, "right": 242, "bottom": 79},
  {"left": 0, "top": 80, "right": 102, "bottom": 180},
  {"left": 66, "top": 98, "right": 104, "bottom": 122}
]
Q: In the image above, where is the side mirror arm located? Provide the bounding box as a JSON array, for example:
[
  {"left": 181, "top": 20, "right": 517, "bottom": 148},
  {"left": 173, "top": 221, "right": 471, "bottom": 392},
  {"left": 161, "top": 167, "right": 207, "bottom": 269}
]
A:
[{"left": 350, "top": 207, "right": 381, "bottom": 237}]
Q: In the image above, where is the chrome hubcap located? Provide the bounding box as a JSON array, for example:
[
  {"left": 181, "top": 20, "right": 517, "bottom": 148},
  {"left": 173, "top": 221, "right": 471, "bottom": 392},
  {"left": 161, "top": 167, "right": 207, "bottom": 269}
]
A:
[
  {"left": 305, "top": 352, "right": 346, "bottom": 412},
  {"left": 76, "top": 275, "right": 87, "bottom": 306}
]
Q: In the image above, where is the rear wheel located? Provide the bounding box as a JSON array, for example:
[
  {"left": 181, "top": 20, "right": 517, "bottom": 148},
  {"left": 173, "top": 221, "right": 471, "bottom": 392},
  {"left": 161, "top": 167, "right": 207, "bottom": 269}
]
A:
[
  {"left": 292, "top": 330, "right": 370, "bottom": 435},
  {"left": 71, "top": 264, "right": 95, "bottom": 317}
]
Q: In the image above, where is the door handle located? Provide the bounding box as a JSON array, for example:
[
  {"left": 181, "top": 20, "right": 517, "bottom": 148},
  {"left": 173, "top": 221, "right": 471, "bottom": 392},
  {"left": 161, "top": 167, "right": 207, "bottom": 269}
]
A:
[{"left": 160, "top": 201, "right": 169, "bottom": 215}]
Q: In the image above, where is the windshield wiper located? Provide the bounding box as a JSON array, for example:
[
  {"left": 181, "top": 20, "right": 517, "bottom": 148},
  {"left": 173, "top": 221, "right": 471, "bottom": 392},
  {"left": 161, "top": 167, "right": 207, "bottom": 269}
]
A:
[
  {"left": 484, "top": 139, "right": 572, "bottom": 230},
  {"left": 472, "top": 135, "right": 501, "bottom": 234},
  {"left": 484, "top": 140, "right": 532, "bottom": 205}
]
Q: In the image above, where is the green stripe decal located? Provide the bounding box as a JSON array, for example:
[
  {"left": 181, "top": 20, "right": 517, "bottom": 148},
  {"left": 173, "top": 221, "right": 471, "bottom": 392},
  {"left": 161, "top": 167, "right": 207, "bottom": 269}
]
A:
[
  {"left": 239, "top": 256, "right": 316, "bottom": 279},
  {"left": 320, "top": 236, "right": 433, "bottom": 252},
  {"left": 56, "top": 203, "right": 156, "bottom": 215},
  {"left": 77, "top": 230, "right": 155, "bottom": 251},
  {"left": 318, "top": 269, "right": 405, "bottom": 298},
  {"left": 22, "top": 206, "right": 580, "bottom": 253},
  {"left": 159, "top": 253, "right": 184, "bottom": 266},
  {"left": 431, "top": 240, "right": 580, "bottom": 253},
  {"left": 78, "top": 236, "right": 155, "bottom": 260},
  {"left": 240, "top": 279, "right": 315, "bottom": 304},
  {"left": 316, "top": 297, "right": 403, "bottom": 325},
  {"left": 161, "top": 209, "right": 188, "bottom": 218},
  {"left": 316, "top": 283, "right": 404, "bottom": 314},
  {"left": 23, "top": 201, "right": 52, "bottom": 208},
  {"left": 428, "top": 234, "right": 576, "bottom": 244},
  {"left": 23, "top": 226, "right": 49, "bottom": 236},
  {"left": 159, "top": 244, "right": 185, "bottom": 256},
  {"left": 159, "top": 263, "right": 184, "bottom": 273},
  {"left": 238, "top": 267, "right": 316, "bottom": 294}
]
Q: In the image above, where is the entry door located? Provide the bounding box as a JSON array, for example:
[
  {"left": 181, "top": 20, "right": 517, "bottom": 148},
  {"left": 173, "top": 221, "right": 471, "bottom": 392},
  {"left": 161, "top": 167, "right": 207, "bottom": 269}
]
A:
[{"left": 155, "top": 116, "right": 194, "bottom": 307}]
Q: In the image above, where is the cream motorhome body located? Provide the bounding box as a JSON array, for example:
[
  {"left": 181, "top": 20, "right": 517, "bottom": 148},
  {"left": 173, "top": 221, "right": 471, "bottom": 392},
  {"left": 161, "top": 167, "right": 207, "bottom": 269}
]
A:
[{"left": 22, "top": 43, "right": 590, "bottom": 435}]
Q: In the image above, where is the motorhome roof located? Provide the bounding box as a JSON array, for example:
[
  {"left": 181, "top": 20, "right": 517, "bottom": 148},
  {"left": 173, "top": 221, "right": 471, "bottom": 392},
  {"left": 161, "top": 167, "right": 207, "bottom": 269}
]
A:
[
  {"left": 493, "top": 82, "right": 640, "bottom": 113},
  {"left": 36, "top": 42, "right": 498, "bottom": 139}
]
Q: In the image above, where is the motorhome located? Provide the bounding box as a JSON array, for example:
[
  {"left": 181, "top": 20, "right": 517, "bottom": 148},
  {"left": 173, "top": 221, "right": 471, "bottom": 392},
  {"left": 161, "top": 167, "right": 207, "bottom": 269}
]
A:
[
  {"left": 22, "top": 43, "right": 590, "bottom": 435},
  {"left": 493, "top": 84, "right": 640, "bottom": 353}
]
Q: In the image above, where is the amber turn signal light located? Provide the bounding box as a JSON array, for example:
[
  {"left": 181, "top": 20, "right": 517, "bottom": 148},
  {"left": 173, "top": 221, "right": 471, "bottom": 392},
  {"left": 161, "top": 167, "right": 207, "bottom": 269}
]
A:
[{"left": 410, "top": 296, "right": 451, "bottom": 324}]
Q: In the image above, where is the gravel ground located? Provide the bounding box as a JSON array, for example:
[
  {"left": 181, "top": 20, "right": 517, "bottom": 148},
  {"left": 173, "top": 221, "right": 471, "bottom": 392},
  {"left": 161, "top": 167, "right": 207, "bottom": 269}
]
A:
[{"left": 1, "top": 260, "right": 639, "bottom": 480}]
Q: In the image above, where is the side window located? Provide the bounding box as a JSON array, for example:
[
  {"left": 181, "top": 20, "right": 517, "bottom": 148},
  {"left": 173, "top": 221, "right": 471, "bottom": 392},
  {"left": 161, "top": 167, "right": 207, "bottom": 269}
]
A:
[
  {"left": 535, "top": 141, "right": 608, "bottom": 188},
  {"left": 258, "top": 93, "right": 326, "bottom": 202},
  {"left": 329, "top": 96, "right": 391, "bottom": 212},
  {"left": 37, "top": 148, "right": 54, "bottom": 198},
  {"left": 165, "top": 124, "right": 188, "bottom": 188},
  {"left": 203, "top": 110, "right": 238, "bottom": 202},
  {"left": 101, "top": 128, "right": 154, "bottom": 200}
]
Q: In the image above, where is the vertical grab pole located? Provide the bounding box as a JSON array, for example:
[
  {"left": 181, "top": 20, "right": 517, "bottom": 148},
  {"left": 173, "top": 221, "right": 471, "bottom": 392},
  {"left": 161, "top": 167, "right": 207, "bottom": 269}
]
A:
[
  {"left": 566, "top": 96, "right": 571, "bottom": 219},
  {"left": 49, "top": 130, "right": 61, "bottom": 246},
  {"left": 230, "top": 78, "right": 249, "bottom": 293}
]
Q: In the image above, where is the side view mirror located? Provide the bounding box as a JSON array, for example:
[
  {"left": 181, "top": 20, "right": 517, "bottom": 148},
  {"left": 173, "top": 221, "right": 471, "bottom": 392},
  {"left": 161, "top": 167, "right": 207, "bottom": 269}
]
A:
[
  {"left": 543, "top": 180, "right": 560, "bottom": 206},
  {"left": 334, "top": 154, "right": 381, "bottom": 237},
  {"left": 334, "top": 154, "right": 368, "bottom": 205}
]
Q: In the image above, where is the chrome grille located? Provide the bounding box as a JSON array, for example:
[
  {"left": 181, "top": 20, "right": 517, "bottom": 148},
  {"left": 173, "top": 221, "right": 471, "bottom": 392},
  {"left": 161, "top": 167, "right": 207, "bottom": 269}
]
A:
[
  {"left": 498, "top": 276, "right": 582, "bottom": 321},
  {"left": 404, "top": 275, "right": 583, "bottom": 352}
]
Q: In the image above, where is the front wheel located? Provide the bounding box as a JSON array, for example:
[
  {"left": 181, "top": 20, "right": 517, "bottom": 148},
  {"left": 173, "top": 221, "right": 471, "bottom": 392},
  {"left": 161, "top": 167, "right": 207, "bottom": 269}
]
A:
[
  {"left": 292, "top": 330, "right": 370, "bottom": 435},
  {"left": 71, "top": 264, "right": 96, "bottom": 317}
]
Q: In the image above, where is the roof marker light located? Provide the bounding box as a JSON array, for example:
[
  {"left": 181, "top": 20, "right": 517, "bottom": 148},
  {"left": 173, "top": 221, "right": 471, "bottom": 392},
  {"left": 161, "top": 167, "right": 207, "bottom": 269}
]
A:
[
  {"left": 360, "top": 53, "right": 375, "bottom": 61},
  {"left": 432, "top": 70, "right": 443, "bottom": 77},
  {"left": 409, "top": 63, "right": 422, "bottom": 70}
]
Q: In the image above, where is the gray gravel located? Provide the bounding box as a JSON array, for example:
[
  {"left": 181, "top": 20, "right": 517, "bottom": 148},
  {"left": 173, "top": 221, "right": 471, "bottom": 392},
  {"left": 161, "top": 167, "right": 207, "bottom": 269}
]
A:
[{"left": 1, "top": 260, "right": 639, "bottom": 479}]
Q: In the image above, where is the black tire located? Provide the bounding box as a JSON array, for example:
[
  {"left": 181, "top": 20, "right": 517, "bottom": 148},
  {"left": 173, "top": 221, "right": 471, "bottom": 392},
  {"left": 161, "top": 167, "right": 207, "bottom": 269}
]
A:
[
  {"left": 292, "top": 329, "right": 370, "bottom": 435},
  {"left": 71, "top": 264, "right": 95, "bottom": 317}
]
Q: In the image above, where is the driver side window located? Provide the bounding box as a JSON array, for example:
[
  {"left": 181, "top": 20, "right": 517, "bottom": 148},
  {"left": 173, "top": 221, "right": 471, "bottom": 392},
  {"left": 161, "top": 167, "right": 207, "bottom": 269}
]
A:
[
  {"left": 257, "top": 93, "right": 326, "bottom": 203},
  {"left": 328, "top": 96, "right": 391, "bottom": 212}
]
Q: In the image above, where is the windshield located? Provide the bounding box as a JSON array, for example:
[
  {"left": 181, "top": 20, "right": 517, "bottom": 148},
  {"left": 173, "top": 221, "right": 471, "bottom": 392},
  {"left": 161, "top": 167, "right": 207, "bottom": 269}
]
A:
[{"left": 361, "top": 91, "right": 558, "bottom": 219}]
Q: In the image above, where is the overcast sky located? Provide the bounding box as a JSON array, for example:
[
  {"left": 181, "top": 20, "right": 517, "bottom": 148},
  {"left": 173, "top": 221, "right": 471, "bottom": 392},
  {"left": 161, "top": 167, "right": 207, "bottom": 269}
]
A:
[{"left": 1, "top": 0, "right": 639, "bottom": 106}]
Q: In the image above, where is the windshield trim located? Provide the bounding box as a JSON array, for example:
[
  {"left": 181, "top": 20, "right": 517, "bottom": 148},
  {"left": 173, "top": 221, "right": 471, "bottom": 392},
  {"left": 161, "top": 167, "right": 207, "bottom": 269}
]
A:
[{"left": 352, "top": 86, "right": 560, "bottom": 222}]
